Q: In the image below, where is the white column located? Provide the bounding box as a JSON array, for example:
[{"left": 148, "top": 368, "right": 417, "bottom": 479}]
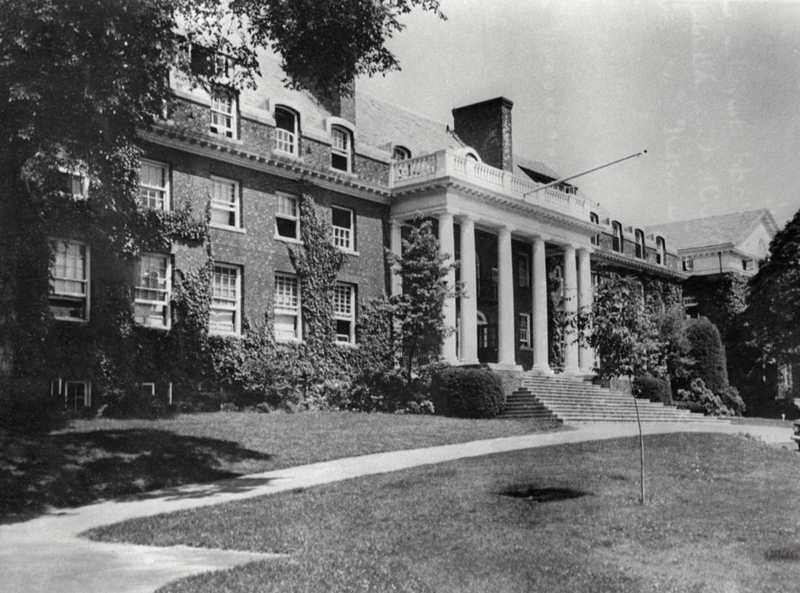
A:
[
  {"left": 459, "top": 217, "right": 479, "bottom": 365},
  {"left": 439, "top": 213, "right": 458, "bottom": 364},
  {"left": 562, "top": 245, "right": 580, "bottom": 374},
  {"left": 497, "top": 226, "right": 516, "bottom": 367},
  {"left": 390, "top": 220, "right": 403, "bottom": 297},
  {"left": 577, "top": 248, "right": 595, "bottom": 374},
  {"left": 532, "top": 237, "right": 550, "bottom": 372}
]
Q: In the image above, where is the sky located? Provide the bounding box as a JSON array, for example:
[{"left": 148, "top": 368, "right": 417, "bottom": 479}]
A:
[{"left": 358, "top": 0, "right": 800, "bottom": 229}]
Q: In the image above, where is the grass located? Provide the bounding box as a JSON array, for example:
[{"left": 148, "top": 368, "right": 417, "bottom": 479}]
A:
[
  {"left": 88, "top": 432, "right": 800, "bottom": 593},
  {"left": 0, "top": 411, "right": 559, "bottom": 523}
]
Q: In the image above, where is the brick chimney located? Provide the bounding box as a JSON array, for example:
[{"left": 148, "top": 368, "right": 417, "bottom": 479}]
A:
[
  {"left": 318, "top": 80, "right": 356, "bottom": 125},
  {"left": 452, "top": 97, "right": 514, "bottom": 172}
]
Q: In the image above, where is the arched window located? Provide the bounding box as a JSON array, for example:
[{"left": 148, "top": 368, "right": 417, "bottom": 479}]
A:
[
  {"left": 656, "top": 236, "right": 666, "bottom": 265},
  {"left": 612, "top": 221, "right": 623, "bottom": 253},
  {"left": 275, "top": 106, "right": 299, "bottom": 156},
  {"left": 635, "top": 229, "right": 645, "bottom": 259},
  {"left": 590, "top": 212, "right": 600, "bottom": 246},
  {"left": 331, "top": 125, "right": 352, "bottom": 172},
  {"left": 392, "top": 146, "right": 411, "bottom": 161}
]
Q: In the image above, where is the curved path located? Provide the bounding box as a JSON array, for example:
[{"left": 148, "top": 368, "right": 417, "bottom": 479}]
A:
[{"left": 0, "top": 421, "right": 794, "bottom": 593}]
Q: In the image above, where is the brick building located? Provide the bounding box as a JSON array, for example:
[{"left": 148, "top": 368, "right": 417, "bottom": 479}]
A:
[{"left": 7, "top": 52, "right": 687, "bottom": 407}]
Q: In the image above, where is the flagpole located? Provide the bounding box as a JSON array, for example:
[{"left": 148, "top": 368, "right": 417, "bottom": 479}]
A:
[{"left": 523, "top": 150, "right": 647, "bottom": 197}]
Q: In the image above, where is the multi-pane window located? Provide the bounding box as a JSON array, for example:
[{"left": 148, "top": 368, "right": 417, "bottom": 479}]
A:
[
  {"left": 332, "top": 206, "right": 354, "bottom": 251},
  {"left": 656, "top": 237, "right": 666, "bottom": 265},
  {"left": 210, "top": 176, "right": 239, "bottom": 228},
  {"left": 683, "top": 259, "right": 694, "bottom": 271},
  {"left": 274, "top": 274, "right": 301, "bottom": 340},
  {"left": 139, "top": 161, "right": 169, "bottom": 210},
  {"left": 210, "top": 90, "right": 236, "bottom": 138},
  {"left": 333, "top": 283, "right": 356, "bottom": 344},
  {"left": 612, "top": 222, "right": 623, "bottom": 253},
  {"left": 65, "top": 381, "right": 90, "bottom": 410},
  {"left": 590, "top": 212, "right": 600, "bottom": 246},
  {"left": 49, "top": 239, "right": 89, "bottom": 321},
  {"left": 331, "top": 126, "right": 352, "bottom": 172},
  {"left": 743, "top": 259, "right": 755, "bottom": 271},
  {"left": 210, "top": 264, "right": 240, "bottom": 335},
  {"left": 60, "top": 170, "right": 89, "bottom": 200},
  {"left": 635, "top": 229, "right": 645, "bottom": 259},
  {"left": 275, "top": 106, "right": 299, "bottom": 156},
  {"left": 518, "top": 252, "right": 530, "bottom": 287},
  {"left": 134, "top": 254, "right": 171, "bottom": 328},
  {"left": 275, "top": 193, "right": 299, "bottom": 240},
  {"left": 519, "top": 313, "right": 531, "bottom": 347},
  {"left": 393, "top": 146, "right": 411, "bottom": 161}
]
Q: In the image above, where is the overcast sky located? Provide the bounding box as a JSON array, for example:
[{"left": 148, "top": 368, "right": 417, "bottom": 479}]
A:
[{"left": 359, "top": 0, "right": 800, "bottom": 229}]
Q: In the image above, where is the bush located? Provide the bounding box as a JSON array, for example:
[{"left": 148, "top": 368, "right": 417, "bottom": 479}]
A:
[
  {"left": 684, "top": 318, "right": 729, "bottom": 393},
  {"left": 430, "top": 367, "right": 505, "bottom": 418},
  {"left": 718, "top": 385, "right": 746, "bottom": 417},
  {"left": 0, "top": 381, "right": 67, "bottom": 434},
  {"left": 634, "top": 376, "right": 672, "bottom": 405},
  {"left": 675, "top": 378, "right": 729, "bottom": 416},
  {"left": 340, "top": 368, "right": 434, "bottom": 414}
]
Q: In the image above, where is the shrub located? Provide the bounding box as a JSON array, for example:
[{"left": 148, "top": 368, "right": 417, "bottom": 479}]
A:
[
  {"left": 430, "top": 367, "right": 505, "bottom": 418},
  {"left": 0, "top": 381, "right": 67, "bottom": 434},
  {"left": 675, "top": 378, "right": 728, "bottom": 416},
  {"left": 341, "top": 368, "right": 434, "bottom": 414},
  {"left": 684, "top": 318, "right": 729, "bottom": 393},
  {"left": 634, "top": 376, "right": 672, "bottom": 405},
  {"left": 718, "top": 385, "right": 746, "bottom": 417}
]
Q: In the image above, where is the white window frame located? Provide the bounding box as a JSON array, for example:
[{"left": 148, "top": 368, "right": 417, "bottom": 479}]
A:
[
  {"left": 590, "top": 212, "right": 601, "bottom": 246},
  {"left": 210, "top": 264, "right": 241, "bottom": 335},
  {"left": 275, "top": 193, "right": 300, "bottom": 241},
  {"left": 49, "top": 239, "right": 90, "bottom": 322},
  {"left": 210, "top": 90, "right": 236, "bottom": 139},
  {"left": 134, "top": 253, "right": 171, "bottom": 329},
  {"left": 392, "top": 146, "right": 411, "bottom": 161},
  {"left": 64, "top": 380, "right": 91, "bottom": 410},
  {"left": 635, "top": 230, "right": 645, "bottom": 259},
  {"left": 210, "top": 176, "right": 240, "bottom": 229},
  {"left": 743, "top": 259, "right": 755, "bottom": 271},
  {"left": 683, "top": 258, "right": 694, "bottom": 271},
  {"left": 332, "top": 206, "right": 354, "bottom": 252},
  {"left": 139, "top": 160, "right": 170, "bottom": 211},
  {"left": 518, "top": 252, "right": 530, "bottom": 288},
  {"left": 519, "top": 313, "right": 531, "bottom": 348},
  {"left": 333, "top": 283, "right": 356, "bottom": 344},
  {"left": 274, "top": 106, "right": 299, "bottom": 156},
  {"left": 274, "top": 273, "right": 301, "bottom": 341},
  {"left": 331, "top": 126, "right": 352, "bottom": 172},
  {"left": 612, "top": 222, "right": 623, "bottom": 253},
  {"left": 656, "top": 237, "right": 666, "bottom": 265}
]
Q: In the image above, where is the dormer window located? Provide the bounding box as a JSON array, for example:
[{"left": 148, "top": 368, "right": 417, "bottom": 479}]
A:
[
  {"left": 393, "top": 146, "right": 411, "bottom": 161},
  {"left": 331, "top": 126, "right": 352, "bottom": 172},
  {"left": 612, "top": 221, "right": 623, "bottom": 253},
  {"left": 210, "top": 89, "right": 236, "bottom": 138},
  {"left": 635, "top": 229, "right": 645, "bottom": 259},
  {"left": 656, "top": 236, "right": 666, "bottom": 265},
  {"left": 275, "top": 106, "right": 299, "bottom": 156},
  {"left": 590, "top": 212, "right": 600, "bottom": 246}
]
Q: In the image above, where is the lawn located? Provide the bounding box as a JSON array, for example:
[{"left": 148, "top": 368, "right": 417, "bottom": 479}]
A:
[
  {"left": 88, "top": 432, "right": 800, "bottom": 593},
  {"left": 0, "top": 411, "right": 559, "bottom": 523}
]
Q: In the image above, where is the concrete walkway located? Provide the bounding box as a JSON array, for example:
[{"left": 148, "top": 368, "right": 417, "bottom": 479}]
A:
[{"left": 1, "top": 421, "right": 795, "bottom": 593}]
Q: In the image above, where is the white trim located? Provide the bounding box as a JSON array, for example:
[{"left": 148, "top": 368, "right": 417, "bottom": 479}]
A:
[
  {"left": 333, "top": 283, "right": 356, "bottom": 344},
  {"left": 210, "top": 263, "right": 241, "bottom": 335},
  {"left": 332, "top": 206, "right": 355, "bottom": 252},
  {"left": 49, "top": 238, "right": 90, "bottom": 322},
  {"left": 275, "top": 192, "right": 300, "bottom": 240},
  {"left": 210, "top": 90, "right": 237, "bottom": 139},
  {"left": 139, "top": 159, "right": 170, "bottom": 211},
  {"left": 330, "top": 125, "right": 352, "bottom": 173},
  {"left": 210, "top": 176, "right": 241, "bottom": 229},
  {"left": 65, "top": 380, "right": 91, "bottom": 409},
  {"left": 134, "top": 253, "right": 172, "bottom": 329},
  {"left": 519, "top": 312, "right": 531, "bottom": 347},
  {"left": 274, "top": 273, "right": 301, "bottom": 341},
  {"left": 273, "top": 105, "right": 300, "bottom": 157}
]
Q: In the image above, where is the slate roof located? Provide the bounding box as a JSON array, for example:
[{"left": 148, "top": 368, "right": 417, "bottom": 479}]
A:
[{"left": 647, "top": 209, "right": 777, "bottom": 251}]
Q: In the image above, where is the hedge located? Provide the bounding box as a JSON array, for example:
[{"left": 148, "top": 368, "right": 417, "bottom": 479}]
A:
[{"left": 430, "top": 367, "right": 505, "bottom": 418}]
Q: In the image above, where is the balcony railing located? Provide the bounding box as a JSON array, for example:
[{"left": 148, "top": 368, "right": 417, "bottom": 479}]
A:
[{"left": 390, "top": 150, "right": 589, "bottom": 220}]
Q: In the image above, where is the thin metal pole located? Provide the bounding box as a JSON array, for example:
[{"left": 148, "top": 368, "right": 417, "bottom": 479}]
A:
[{"left": 523, "top": 150, "right": 647, "bottom": 197}]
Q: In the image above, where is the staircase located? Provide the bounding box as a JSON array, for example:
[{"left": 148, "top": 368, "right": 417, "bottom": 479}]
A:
[{"left": 501, "top": 374, "right": 725, "bottom": 424}]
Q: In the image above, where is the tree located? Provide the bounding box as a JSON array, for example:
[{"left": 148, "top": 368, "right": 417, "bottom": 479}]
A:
[
  {"left": 388, "top": 219, "right": 459, "bottom": 380},
  {"left": 747, "top": 208, "right": 800, "bottom": 363},
  {"left": 578, "top": 275, "right": 665, "bottom": 504}
]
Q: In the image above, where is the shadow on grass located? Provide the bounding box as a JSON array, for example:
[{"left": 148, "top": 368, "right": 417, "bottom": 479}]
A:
[
  {"left": 499, "top": 485, "right": 589, "bottom": 503},
  {"left": 0, "top": 429, "right": 273, "bottom": 524}
]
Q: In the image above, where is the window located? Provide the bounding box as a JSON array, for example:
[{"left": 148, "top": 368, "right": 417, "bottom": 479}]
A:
[
  {"left": 65, "top": 381, "right": 91, "bottom": 410},
  {"left": 743, "top": 259, "right": 755, "bottom": 271},
  {"left": 612, "top": 221, "right": 623, "bottom": 253},
  {"left": 275, "top": 106, "right": 299, "bottom": 156},
  {"left": 210, "top": 90, "right": 236, "bottom": 138},
  {"left": 683, "top": 259, "right": 694, "bottom": 271},
  {"left": 210, "top": 264, "right": 240, "bottom": 335},
  {"left": 332, "top": 207, "right": 354, "bottom": 251},
  {"left": 656, "top": 237, "right": 666, "bottom": 265},
  {"left": 275, "top": 274, "right": 301, "bottom": 340},
  {"left": 519, "top": 313, "right": 531, "bottom": 347},
  {"left": 275, "top": 193, "right": 299, "bottom": 240},
  {"left": 518, "top": 252, "right": 530, "bottom": 288},
  {"left": 60, "top": 170, "right": 89, "bottom": 200},
  {"left": 49, "top": 239, "right": 89, "bottom": 321},
  {"left": 333, "top": 283, "right": 356, "bottom": 344},
  {"left": 190, "top": 43, "right": 230, "bottom": 78},
  {"left": 590, "top": 212, "right": 600, "bottom": 246},
  {"left": 210, "top": 176, "right": 239, "bottom": 228},
  {"left": 635, "top": 229, "right": 645, "bottom": 259},
  {"left": 134, "top": 253, "right": 171, "bottom": 328},
  {"left": 393, "top": 146, "right": 411, "bottom": 161},
  {"left": 331, "top": 126, "right": 352, "bottom": 172},
  {"left": 139, "top": 160, "right": 169, "bottom": 210}
]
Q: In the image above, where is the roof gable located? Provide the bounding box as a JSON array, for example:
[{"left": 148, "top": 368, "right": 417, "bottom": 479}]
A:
[{"left": 647, "top": 209, "right": 777, "bottom": 252}]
